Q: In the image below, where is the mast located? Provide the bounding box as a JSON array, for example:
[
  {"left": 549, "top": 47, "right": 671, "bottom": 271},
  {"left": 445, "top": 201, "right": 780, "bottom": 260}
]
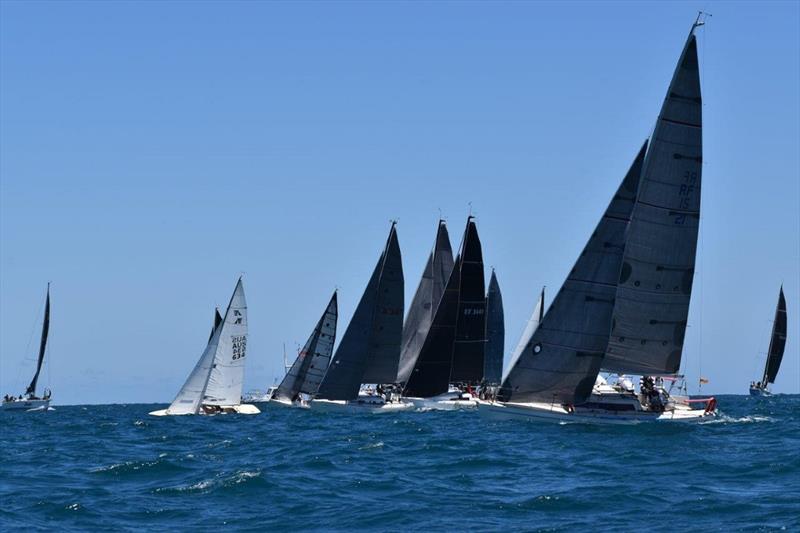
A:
[
  {"left": 762, "top": 286, "right": 787, "bottom": 386},
  {"left": 26, "top": 284, "right": 50, "bottom": 397}
]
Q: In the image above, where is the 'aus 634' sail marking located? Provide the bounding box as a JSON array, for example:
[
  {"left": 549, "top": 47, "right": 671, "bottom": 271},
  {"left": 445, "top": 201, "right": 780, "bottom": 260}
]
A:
[{"left": 231, "top": 335, "right": 247, "bottom": 360}]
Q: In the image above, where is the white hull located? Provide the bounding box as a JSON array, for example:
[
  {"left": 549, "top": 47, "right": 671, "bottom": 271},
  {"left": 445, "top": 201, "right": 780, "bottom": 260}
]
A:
[
  {"left": 310, "top": 398, "right": 413, "bottom": 414},
  {"left": 478, "top": 399, "right": 714, "bottom": 424},
  {"left": 268, "top": 398, "right": 310, "bottom": 409},
  {"left": 148, "top": 403, "right": 260, "bottom": 416},
  {"left": 0, "top": 398, "right": 51, "bottom": 412},
  {"left": 406, "top": 392, "right": 480, "bottom": 411}
]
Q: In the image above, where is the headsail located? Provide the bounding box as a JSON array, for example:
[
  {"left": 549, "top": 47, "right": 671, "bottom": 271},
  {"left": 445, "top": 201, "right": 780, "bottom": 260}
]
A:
[
  {"left": 504, "top": 286, "right": 544, "bottom": 383},
  {"left": 396, "top": 221, "right": 454, "bottom": 383},
  {"left": 26, "top": 284, "right": 50, "bottom": 396},
  {"left": 404, "top": 217, "right": 485, "bottom": 397},
  {"left": 274, "top": 291, "right": 338, "bottom": 401},
  {"left": 499, "top": 142, "right": 647, "bottom": 404},
  {"left": 316, "top": 223, "right": 403, "bottom": 400},
  {"left": 483, "top": 270, "right": 504, "bottom": 384},
  {"left": 762, "top": 286, "right": 787, "bottom": 385},
  {"left": 604, "top": 28, "right": 703, "bottom": 375},
  {"left": 204, "top": 278, "right": 248, "bottom": 406}
]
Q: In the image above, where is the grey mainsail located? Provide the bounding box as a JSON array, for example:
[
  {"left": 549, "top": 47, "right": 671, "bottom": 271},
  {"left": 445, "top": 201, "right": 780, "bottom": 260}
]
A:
[
  {"left": 404, "top": 217, "right": 484, "bottom": 397},
  {"left": 396, "top": 220, "right": 454, "bottom": 383},
  {"left": 762, "top": 286, "right": 787, "bottom": 385},
  {"left": 316, "top": 223, "right": 403, "bottom": 400},
  {"left": 604, "top": 30, "right": 703, "bottom": 375},
  {"left": 483, "top": 270, "right": 504, "bottom": 384},
  {"left": 274, "top": 291, "right": 338, "bottom": 401},
  {"left": 498, "top": 142, "right": 647, "bottom": 404},
  {"left": 505, "top": 286, "right": 545, "bottom": 383},
  {"left": 26, "top": 284, "right": 50, "bottom": 397}
]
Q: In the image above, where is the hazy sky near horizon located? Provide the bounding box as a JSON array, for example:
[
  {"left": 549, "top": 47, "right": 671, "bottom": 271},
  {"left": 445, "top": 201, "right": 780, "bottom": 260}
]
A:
[{"left": 1, "top": 1, "right": 798, "bottom": 404}]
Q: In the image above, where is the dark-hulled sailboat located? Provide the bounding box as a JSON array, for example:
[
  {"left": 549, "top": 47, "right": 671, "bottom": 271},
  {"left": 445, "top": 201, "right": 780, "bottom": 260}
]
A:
[
  {"left": 271, "top": 291, "right": 338, "bottom": 407},
  {"left": 481, "top": 17, "right": 717, "bottom": 423},
  {"left": 403, "top": 216, "right": 487, "bottom": 409},
  {"left": 750, "top": 286, "right": 787, "bottom": 396},
  {"left": 311, "top": 223, "right": 408, "bottom": 412},
  {"left": 2, "top": 284, "right": 53, "bottom": 412}
]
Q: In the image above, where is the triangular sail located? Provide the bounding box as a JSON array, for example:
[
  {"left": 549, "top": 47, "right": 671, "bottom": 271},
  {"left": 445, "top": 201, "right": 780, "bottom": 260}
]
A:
[
  {"left": 316, "top": 224, "right": 403, "bottom": 400},
  {"left": 483, "top": 270, "right": 504, "bottom": 384},
  {"left": 449, "top": 217, "right": 487, "bottom": 384},
  {"left": 604, "top": 30, "right": 703, "bottom": 375},
  {"left": 204, "top": 279, "right": 248, "bottom": 406},
  {"left": 763, "top": 286, "right": 787, "bottom": 385},
  {"left": 404, "top": 217, "right": 484, "bottom": 397},
  {"left": 396, "top": 221, "right": 454, "bottom": 383},
  {"left": 26, "top": 284, "right": 50, "bottom": 396},
  {"left": 504, "top": 286, "right": 544, "bottom": 383},
  {"left": 499, "top": 142, "right": 647, "bottom": 404},
  {"left": 274, "top": 291, "right": 338, "bottom": 401}
]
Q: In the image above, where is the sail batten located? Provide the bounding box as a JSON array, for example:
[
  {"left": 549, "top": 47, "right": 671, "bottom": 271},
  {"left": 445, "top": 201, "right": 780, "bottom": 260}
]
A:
[{"left": 26, "top": 285, "right": 50, "bottom": 396}]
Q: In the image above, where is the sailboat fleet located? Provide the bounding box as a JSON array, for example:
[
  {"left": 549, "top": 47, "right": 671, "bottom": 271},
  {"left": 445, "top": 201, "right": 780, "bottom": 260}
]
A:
[{"left": 2, "top": 19, "right": 794, "bottom": 420}]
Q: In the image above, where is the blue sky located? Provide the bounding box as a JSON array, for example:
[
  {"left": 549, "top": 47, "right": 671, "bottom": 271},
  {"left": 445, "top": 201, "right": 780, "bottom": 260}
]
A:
[{"left": 1, "top": 1, "right": 798, "bottom": 404}]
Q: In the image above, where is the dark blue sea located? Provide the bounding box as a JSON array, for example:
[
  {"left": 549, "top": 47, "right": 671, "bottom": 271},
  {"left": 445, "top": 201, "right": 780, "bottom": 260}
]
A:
[{"left": 1, "top": 395, "right": 798, "bottom": 531}]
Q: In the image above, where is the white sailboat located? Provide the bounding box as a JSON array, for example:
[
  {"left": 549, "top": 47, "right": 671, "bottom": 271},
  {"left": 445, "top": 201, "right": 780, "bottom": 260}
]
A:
[
  {"left": 2, "top": 284, "right": 52, "bottom": 412},
  {"left": 480, "top": 17, "right": 717, "bottom": 424},
  {"left": 149, "top": 278, "right": 259, "bottom": 416}
]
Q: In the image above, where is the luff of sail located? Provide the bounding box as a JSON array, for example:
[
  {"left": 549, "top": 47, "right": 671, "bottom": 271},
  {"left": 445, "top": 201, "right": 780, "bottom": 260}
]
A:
[
  {"left": 274, "top": 291, "right": 338, "bottom": 401},
  {"left": 763, "top": 286, "right": 787, "bottom": 385},
  {"left": 499, "top": 142, "right": 647, "bottom": 404},
  {"left": 504, "top": 286, "right": 544, "bottom": 383},
  {"left": 26, "top": 284, "right": 50, "bottom": 396},
  {"left": 483, "top": 270, "right": 504, "bottom": 384},
  {"left": 396, "top": 221, "right": 454, "bottom": 384},
  {"left": 316, "top": 223, "right": 403, "bottom": 400},
  {"left": 604, "top": 29, "right": 703, "bottom": 375},
  {"left": 404, "top": 217, "right": 485, "bottom": 397},
  {"left": 203, "top": 279, "right": 248, "bottom": 406},
  {"left": 449, "top": 218, "right": 487, "bottom": 384}
]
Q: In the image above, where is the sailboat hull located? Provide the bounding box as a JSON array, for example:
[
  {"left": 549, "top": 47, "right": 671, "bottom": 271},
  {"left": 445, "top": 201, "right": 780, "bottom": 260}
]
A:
[
  {"left": 749, "top": 386, "right": 771, "bottom": 397},
  {"left": 310, "top": 398, "right": 413, "bottom": 413},
  {"left": 0, "top": 398, "right": 50, "bottom": 412},
  {"left": 405, "top": 392, "right": 480, "bottom": 411},
  {"left": 268, "top": 398, "right": 310, "bottom": 409},
  {"left": 148, "top": 403, "right": 261, "bottom": 416},
  {"left": 478, "top": 399, "right": 714, "bottom": 424}
]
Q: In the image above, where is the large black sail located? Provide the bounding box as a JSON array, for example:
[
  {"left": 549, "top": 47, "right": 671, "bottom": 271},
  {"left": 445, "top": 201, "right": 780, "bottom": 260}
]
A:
[
  {"left": 604, "top": 30, "right": 703, "bottom": 375},
  {"left": 316, "top": 224, "right": 402, "bottom": 400},
  {"left": 26, "top": 285, "right": 50, "bottom": 396},
  {"left": 274, "top": 291, "right": 338, "bottom": 401},
  {"left": 763, "top": 286, "right": 787, "bottom": 385},
  {"left": 483, "top": 269, "right": 504, "bottom": 384},
  {"left": 450, "top": 217, "right": 487, "bottom": 384},
  {"left": 499, "top": 142, "right": 647, "bottom": 404},
  {"left": 396, "top": 221, "right": 454, "bottom": 383},
  {"left": 361, "top": 226, "right": 404, "bottom": 384}
]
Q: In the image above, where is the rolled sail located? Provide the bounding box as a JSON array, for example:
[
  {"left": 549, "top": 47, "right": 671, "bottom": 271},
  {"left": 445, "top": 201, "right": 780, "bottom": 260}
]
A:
[
  {"left": 604, "top": 33, "right": 702, "bottom": 375},
  {"left": 499, "top": 142, "right": 647, "bottom": 404}
]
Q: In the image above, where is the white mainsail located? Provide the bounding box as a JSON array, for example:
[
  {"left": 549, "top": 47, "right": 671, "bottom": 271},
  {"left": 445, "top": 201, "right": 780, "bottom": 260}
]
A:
[
  {"left": 164, "top": 278, "right": 247, "bottom": 414},
  {"left": 503, "top": 287, "right": 544, "bottom": 383}
]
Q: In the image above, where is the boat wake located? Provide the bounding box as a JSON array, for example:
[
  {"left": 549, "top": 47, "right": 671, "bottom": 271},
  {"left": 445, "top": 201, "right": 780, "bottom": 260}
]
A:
[{"left": 705, "top": 414, "right": 774, "bottom": 424}]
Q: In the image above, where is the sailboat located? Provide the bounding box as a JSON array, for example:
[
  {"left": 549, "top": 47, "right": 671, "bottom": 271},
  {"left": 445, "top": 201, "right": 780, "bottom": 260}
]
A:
[
  {"left": 749, "top": 286, "right": 787, "bottom": 396},
  {"left": 483, "top": 269, "right": 504, "bottom": 387},
  {"left": 2, "top": 284, "right": 52, "bottom": 412},
  {"left": 270, "top": 291, "right": 338, "bottom": 408},
  {"left": 149, "top": 278, "right": 260, "bottom": 416},
  {"left": 480, "top": 18, "right": 717, "bottom": 424},
  {"left": 403, "top": 216, "right": 487, "bottom": 410},
  {"left": 310, "top": 223, "right": 409, "bottom": 413},
  {"left": 503, "top": 287, "right": 545, "bottom": 383}
]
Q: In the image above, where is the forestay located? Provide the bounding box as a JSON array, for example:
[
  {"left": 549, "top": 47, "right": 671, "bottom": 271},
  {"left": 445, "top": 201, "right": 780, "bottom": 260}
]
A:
[
  {"left": 499, "top": 142, "right": 647, "bottom": 404},
  {"left": 604, "top": 32, "right": 703, "bottom": 375}
]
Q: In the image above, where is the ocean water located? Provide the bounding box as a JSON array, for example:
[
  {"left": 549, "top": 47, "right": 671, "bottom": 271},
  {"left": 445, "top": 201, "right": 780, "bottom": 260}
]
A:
[{"left": 1, "top": 395, "right": 798, "bottom": 531}]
